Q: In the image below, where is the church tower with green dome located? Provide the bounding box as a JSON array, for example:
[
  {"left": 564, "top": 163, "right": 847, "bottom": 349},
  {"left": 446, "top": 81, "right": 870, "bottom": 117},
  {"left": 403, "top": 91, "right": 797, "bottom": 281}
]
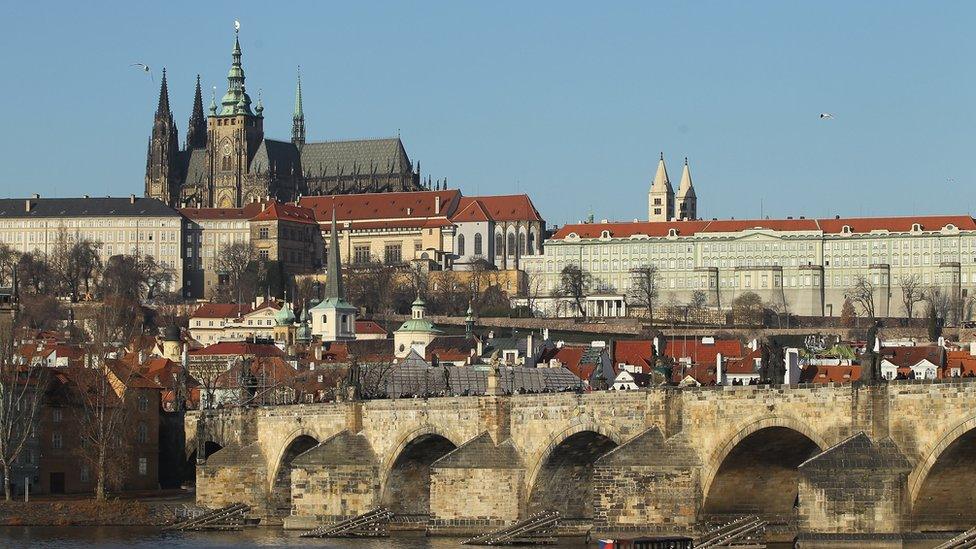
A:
[
  {"left": 393, "top": 295, "right": 443, "bottom": 359},
  {"left": 310, "top": 208, "right": 357, "bottom": 341}
]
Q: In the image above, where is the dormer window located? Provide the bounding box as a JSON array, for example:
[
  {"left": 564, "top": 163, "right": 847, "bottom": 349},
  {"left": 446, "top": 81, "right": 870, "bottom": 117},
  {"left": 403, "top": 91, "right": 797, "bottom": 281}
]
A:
[
  {"left": 945, "top": 224, "right": 957, "bottom": 231},
  {"left": 668, "top": 228, "right": 678, "bottom": 237},
  {"left": 600, "top": 230, "right": 611, "bottom": 239},
  {"left": 912, "top": 223, "right": 922, "bottom": 232},
  {"left": 841, "top": 225, "right": 852, "bottom": 234}
]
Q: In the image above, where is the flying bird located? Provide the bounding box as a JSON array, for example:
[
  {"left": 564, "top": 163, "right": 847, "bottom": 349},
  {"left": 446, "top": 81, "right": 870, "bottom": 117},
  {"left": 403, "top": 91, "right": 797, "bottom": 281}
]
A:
[
  {"left": 819, "top": 113, "right": 835, "bottom": 120},
  {"left": 130, "top": 63, "right": 153, "bottom": 82}
]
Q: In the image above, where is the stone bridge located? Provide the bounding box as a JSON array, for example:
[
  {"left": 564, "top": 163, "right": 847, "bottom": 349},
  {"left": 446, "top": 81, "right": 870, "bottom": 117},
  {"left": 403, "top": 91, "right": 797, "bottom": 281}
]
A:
[{"left": 187, "top": 381, "right": 976, "bottom": 538}]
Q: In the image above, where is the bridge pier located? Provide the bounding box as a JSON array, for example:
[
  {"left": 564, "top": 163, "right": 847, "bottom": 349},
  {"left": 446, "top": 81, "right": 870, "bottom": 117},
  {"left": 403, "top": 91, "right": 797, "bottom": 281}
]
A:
[
  {"left": 796, "top": 433, "right": 911, "bottom": 537},
  {"left": 428, "top": 433, "right": 526, "bottom": 535},
  {"left": 196, "top": 442, "right": 272, "bottom": 518},
  {"left": 592, "top": 427, "right": 702, "bottom": 534}
]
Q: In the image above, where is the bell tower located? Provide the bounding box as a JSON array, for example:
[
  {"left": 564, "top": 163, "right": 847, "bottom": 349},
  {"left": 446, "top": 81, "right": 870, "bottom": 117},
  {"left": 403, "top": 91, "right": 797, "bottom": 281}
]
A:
[{"left": 207, "top": 29, "right": 264, "bottom": 208}]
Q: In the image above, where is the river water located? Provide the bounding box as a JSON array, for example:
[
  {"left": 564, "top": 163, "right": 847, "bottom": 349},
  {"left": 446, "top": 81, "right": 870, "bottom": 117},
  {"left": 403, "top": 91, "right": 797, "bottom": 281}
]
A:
[{"left": 0, "top": 526, "right": 947, "bottom": 548}]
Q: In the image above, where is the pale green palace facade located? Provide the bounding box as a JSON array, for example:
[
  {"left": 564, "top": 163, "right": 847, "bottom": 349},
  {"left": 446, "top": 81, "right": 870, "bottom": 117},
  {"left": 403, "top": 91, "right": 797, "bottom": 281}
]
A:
[{"left": 520, "top": 215, "right": 976, "bottom": 319}]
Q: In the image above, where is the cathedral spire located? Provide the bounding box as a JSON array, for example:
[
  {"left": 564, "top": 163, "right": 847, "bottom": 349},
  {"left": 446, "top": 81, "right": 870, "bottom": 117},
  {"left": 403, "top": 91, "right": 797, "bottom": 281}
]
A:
[
  {"left": 678, "top": 157, "right": 695, "bottom": 197},
  {"left": 156, "top": 68, "right": 172, "bottom": 117},
  {"left": 650, "top": 152, "right": 672, "bottom": 193},
  {"left": 325, "top": 206, "right": 344, "bottom": 301},
  {"left": 186, "top": 75, "right": 207, "bottom": 149},
  {"left": 292, "top": 67, "right": 306, "bottom": 147}
]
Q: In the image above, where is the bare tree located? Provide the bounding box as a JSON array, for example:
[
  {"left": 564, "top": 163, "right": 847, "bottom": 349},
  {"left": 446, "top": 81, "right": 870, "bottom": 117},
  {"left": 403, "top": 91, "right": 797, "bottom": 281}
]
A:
[
  {"left": 554, "top": 264, "right": 591, "bottom": 318},
  {"left": 0, "top": 316, "right": 47, "bottom": 500},
  {"left": 899, "top": 273, "right": 925, "bottom": 319},
  {"left": 925, "top": 286, "right": 951, "bottom": 324},
  {"left": 688, "top": 290, "right": 709, "bottom": 324},
  {"left": 213, "top": 242, "right": 263, "bottom": 303},
  {"left": 845, "top": 275, "right": 877, "bottom": 319},
  {"left": 17, "top": 252, "right": 53, "bottom": 296},
  {"left": 523, "top": 271, "right": 547, "bottom": 316},
  {"left": 0, "top": 244, "right": 19, "bottom": 287},
  {"left": 732, "top": 292, "right": 764, "bottom": 326},
  {"left": 76, "top": 297, "right": 143, "bottom": 500},
  {"left": 630, "top": 264, "right": 660, "bottom": 322}
]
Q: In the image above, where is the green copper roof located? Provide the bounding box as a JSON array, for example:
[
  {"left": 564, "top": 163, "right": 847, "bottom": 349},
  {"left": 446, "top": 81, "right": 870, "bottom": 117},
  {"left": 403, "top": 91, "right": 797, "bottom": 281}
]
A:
[
  {"left": 396, "top": 318, "right": 443, "bottom": 334},
  {"left": 310, "top": 296, "right": 355, "bottom": 311},
  {"left": 274, "top": 302, "right": 296, "bottom": 326},
  {"left": 219, "top": 33, "right": 253, "bottom": 116},
  {"left": 293, "top": 69, "right": 304, "bottom": 119}
]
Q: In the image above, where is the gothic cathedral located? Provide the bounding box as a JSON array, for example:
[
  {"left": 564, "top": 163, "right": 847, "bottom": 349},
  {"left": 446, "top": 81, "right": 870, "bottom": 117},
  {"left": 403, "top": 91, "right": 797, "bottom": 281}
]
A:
[{"left": 145, "top": 30, "right": 424, "bottom": 208}]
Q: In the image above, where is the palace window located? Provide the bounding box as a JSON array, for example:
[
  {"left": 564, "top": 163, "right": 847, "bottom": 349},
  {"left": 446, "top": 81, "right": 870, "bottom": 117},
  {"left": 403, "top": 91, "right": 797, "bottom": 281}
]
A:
[
  {"left": 456, "top": 234, "right": 465, "bottom": 256},
  {"left": 259, "top": 227, "right": 269, "bottom": 239},
  {"left": 496, "top": 233, "right": 504, "bottom": 256},
  {"left": 384, "top": 243, "right": 402, "bottom": 264},
  {"left": 354, "top": 246, "right": 371, "bottom": 264},
  {"left": 507, "top": 233, "right": 516, "bottom": 256},
  {"left": 474, "top": 233, "right": 483, "bottom": 256}
]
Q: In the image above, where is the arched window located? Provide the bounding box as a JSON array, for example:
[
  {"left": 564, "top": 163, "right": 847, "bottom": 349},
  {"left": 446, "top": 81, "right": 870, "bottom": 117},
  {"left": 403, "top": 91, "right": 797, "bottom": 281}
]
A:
[
  {"left": 496, "top": 233, "right": 504, "bottom": 256},
  {"left": 507, "top": 233, "right": 516, "bottom": 256},
  {"left": 528, "top": 232, "right": 535, "bottom": 253},
  {"left": 519, "top": 233, "right": 527, "bottom": 255},
  {"left": 457, "top": 234, "right": 465, "bottom": 256},
  {"left": 474, "top": 233, "right": 483, "bottom": 256}
]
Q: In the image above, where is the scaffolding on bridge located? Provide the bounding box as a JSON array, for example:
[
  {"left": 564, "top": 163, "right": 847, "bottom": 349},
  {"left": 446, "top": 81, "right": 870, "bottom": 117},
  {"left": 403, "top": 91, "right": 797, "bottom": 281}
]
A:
[
  {"left": 299, "top": 508, "right": 394, "bottom": 538},
  {"left": 462, "top": 510, "right": 561, "bottom": 546},
  {"left": 695, "top": 515, "right": 767, "bottom": 548},
  {"left": 162, "top": 503, "right": 251, "bottom": 531}
]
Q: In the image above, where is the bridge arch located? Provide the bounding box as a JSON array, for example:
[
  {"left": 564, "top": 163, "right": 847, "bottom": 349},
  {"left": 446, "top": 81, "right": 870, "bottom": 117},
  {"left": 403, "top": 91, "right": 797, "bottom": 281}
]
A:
[
  {"left": 700, "top": 416, "right": 826, "bottom": 519},
  {"left": 524, "top": 419, "right": 623, "bottom": 519},
  {"left": 267, "top": 428, "right": 323, "bottom": 517},
  {"left": 379, "top": 425, "right": 461, "bottom": 519},
  {"left": 910, "top": 416, "right": 976, "bottom": 531}
]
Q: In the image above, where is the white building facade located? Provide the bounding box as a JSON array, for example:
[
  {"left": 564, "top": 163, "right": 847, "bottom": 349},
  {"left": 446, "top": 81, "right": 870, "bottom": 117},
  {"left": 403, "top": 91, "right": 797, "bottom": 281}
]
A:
[{"left": 523, "top": 215, "right": 976, "bottom": 319}]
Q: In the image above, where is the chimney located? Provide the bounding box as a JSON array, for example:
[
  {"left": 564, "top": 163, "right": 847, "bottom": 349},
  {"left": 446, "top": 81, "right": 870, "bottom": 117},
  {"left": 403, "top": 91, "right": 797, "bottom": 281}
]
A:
[
  {"left": 970, "top": 341, "right": 975, "bottom": 357},
  {"left": 32, "top": 193, "right": 40, "bottom": 199},
  {"left": 129, "top": 194, "right": 136, "bottom": 204},
  {"left": 314, "top": 343, "right": 323, "bottom": 361},
  {"left": 83, "top": 194, "right": 90, "bottom": 199},
  {"left": 543, "top": 327, "right": 550, "bottom": 341},
  {"left": 716, "top": 353, "right": 724, "bottom": 385},
  {"left": 407, "top": 207, "right": 412, "bottom": 215},
  {"left": 526, "top": 333, "right": 534, "bottom": 364},
  {"left": 476, "top": 337, "right": 483, "bottom": 357},
  {"left": 435, "top": 196, "right": 441, "bottom": 214},
  {"left": 25, "top": 199, "right": 33, "bottom": 212}
]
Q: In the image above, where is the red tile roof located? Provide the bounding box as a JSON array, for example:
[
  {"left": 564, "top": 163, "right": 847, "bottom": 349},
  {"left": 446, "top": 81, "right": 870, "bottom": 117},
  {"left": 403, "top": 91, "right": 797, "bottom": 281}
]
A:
[
  {"left": 879, "top": 345, "right": 944, "bottom": 368},
  {"left": 452, "top": 195, "right": 543, "bottom": 223},
  {"left": 552, "top": 220, "right": 710, "bottom": 240},
  {"left": 299, "top": 190, "right": 461, "bottom": 224},
  {"left": 723, "top": 348, "right": 762, "bottom": 375},
  {"left": 550, "top": 215, "right": 976, "bottom": 240},
  {"left": 355, "top": 320, "right": 388, "bottom": 335},
  {"left": 672, "top": 364, "right": 717, "bottom": 385},
  {"left": 250, "top": 201, "right": 318, "bottom": 225},
  {"left": 801, "top": 364, "right": 862, "bottom": 384},
  {"left": 191, "top": 303, "right": 252, "bottom": 319},
  {"left": 189, "top": 341, "right": 286, "bottom": 358},
  {"left": 944, "top": 350, "right": 976, "bottom": 378},
  {"left": 451, "top": 198, "right": 492, "bottom": 222},
  {"left": 817, "top": 215, "right": 976, "bottom": 234},
  {"left": 701, "top": 218, "right": 820, "bottom": 233}
]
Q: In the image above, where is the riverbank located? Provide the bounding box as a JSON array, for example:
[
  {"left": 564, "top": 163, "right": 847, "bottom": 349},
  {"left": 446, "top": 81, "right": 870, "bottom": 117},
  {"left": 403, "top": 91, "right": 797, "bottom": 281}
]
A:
[{"left": 0, "top": 499, "right": 169, "bottom": 526}]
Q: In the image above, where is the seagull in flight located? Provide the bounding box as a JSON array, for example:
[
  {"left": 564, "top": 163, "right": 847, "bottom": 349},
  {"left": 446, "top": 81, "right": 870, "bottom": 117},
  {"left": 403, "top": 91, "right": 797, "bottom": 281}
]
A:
[
  {"left": 819, "top": 113, "right": 835, "bottom": 120},
  {"left": 131, "top": 63, "right": 153, "bottom": 82}
]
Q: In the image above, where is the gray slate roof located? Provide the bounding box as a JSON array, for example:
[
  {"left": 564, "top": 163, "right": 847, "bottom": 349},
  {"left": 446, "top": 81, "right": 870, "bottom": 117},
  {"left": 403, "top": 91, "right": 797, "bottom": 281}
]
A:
[
  {"left": 0, "top": 197, "right": 179, "bottom": 219},
  {"left": 378, "top": 365, "right": 583, "bottom": 398},
  {"left": 182, "top": 148, "right": 209, "bottom": 186},
  {"left": 250, "top": 139, "right": 302, "bottom": 176},
  {"left": 300, "top": 138, "right": 410, "bottom": 178}
]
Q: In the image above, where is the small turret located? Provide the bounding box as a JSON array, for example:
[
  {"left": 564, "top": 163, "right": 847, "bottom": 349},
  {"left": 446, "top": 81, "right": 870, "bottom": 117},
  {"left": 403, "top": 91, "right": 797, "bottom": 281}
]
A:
[
  {"left": 186, "top": 75, "right": 207, "bottom": 149},
  {"left": 675, "top": 157, "right": 698, "bottom": 220},
  {"left": 647, "top": 152, "right": 675, "bottom": 222}
]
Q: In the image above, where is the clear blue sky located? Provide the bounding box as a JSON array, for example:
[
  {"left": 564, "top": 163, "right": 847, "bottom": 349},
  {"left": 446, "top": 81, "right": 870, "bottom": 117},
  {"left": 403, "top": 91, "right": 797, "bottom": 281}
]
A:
[{"left": 1, "top": 1, "right": 973, "bottom": 226}]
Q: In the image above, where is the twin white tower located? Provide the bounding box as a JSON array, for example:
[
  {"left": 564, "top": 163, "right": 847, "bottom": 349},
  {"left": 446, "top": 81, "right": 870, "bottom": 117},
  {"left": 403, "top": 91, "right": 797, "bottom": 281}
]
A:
[{"left": 647, "top": 153, "right": 697, "bottom": 222}]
